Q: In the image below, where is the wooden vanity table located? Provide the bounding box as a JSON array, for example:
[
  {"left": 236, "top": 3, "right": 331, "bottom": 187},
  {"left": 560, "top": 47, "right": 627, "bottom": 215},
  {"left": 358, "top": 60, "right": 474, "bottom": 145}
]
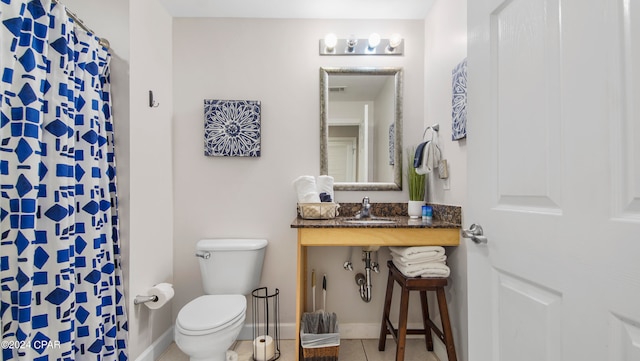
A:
[{"left": 290, "top": 204, "right": 461, "bottom": 360}]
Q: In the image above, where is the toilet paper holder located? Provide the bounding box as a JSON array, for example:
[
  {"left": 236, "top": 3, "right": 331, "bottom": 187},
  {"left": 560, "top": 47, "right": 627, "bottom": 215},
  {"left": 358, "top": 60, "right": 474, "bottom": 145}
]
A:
[
  {"left": 252, "top": 287, "right": 281, "bottom": 361},
  {"left": 134, "top": 283, "right": 174, "bottom": 309},
  {"left": 134, "top": 295, "right": 159, "bottom": 305}
]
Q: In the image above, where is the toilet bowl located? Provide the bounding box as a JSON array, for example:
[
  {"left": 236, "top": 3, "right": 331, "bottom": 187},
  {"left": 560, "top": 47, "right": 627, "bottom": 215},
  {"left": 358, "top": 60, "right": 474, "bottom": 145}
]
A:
[
  {"left": 174, "top": 238, "right": 268, "bottom": 361},
  {"left": 175, "top": 295, "right": 246, "bottom": 361}
]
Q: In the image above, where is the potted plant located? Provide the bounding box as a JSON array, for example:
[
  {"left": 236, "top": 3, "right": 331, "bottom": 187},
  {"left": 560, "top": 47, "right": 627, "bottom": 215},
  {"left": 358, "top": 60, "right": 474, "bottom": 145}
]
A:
[{"left": 408, "top": 150, "right": 426, "bottom": 218}]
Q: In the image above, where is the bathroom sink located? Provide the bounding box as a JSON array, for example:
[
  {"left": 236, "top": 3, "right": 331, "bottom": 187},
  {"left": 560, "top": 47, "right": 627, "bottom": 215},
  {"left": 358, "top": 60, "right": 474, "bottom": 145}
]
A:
[{"left": 341, "top": 217, "right": 397, "bottom": 225}]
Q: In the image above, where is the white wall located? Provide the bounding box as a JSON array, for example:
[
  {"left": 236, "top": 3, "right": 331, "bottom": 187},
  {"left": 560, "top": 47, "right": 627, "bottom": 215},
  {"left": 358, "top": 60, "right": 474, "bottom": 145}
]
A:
[
  {"left": 424, "top": 0, "right": 468, "bottom": 360},
  {"left": 128, "top": 0, "right": 174, "bottom": 359},
  {"left": 60, "top": 1, "right": 175, "bottom": 359},
  {"left": 172, "top": 18, "right": 425, "bottom": 337}
]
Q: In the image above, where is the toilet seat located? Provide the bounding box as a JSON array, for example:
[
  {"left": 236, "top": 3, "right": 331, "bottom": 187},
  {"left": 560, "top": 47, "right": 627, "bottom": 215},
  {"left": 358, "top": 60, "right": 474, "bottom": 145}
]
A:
[{"left": 176, "top": 295, "right": 246, "bottom": 336}]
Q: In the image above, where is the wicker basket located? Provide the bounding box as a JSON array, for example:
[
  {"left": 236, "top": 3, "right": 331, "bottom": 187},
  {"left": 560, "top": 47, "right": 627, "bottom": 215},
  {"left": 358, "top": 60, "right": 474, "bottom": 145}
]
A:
[
  {"left": 302, "top": 345, "right": 339, "bottom": 361},
  {"left": 297, "top": 203, "right": 340, "bottom": 220},
  {"left": 300, "top": 312, "right": 340, "bottom": 361}
]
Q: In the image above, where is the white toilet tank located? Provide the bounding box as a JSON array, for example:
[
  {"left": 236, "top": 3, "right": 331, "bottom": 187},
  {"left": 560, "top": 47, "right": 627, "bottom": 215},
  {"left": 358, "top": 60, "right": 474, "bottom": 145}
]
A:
[{"left": 197, "top": 238, "right": 267, "bottom": 295}]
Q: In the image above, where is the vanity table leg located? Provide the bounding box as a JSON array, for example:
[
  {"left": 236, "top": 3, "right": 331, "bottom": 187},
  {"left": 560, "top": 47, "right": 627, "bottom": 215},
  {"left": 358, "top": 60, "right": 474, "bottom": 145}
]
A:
[{"left": 295, "top": 235, "right": 307, "bottom": 360}]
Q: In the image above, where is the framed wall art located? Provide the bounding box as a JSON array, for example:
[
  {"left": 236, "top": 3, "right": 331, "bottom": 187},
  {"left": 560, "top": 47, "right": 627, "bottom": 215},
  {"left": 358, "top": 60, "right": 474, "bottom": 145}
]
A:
[
  {"left": 204, "top": 99, "right": 261, "bottom": 157},
  {"left": 451, "top": 58, "right": 467, "bottom": 140}
]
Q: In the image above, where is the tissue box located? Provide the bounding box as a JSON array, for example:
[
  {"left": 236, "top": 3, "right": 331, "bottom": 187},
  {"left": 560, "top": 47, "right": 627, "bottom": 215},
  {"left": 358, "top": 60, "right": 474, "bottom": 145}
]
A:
[{"left": 297, "top": 203, "right": 340, "bottom": 220}]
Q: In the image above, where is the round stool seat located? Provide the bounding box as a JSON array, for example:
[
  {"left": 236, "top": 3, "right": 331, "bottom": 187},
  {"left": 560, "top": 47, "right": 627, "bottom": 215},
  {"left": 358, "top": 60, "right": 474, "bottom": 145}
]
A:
[{"left": 176, "top": 295, "right": 246, "bottom": 336}]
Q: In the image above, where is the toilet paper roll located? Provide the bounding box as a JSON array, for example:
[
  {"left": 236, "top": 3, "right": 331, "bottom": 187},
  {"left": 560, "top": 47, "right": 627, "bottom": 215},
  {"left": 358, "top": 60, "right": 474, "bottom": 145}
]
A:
[
  {"left": 253, "top": 335, "right": 275, "bottom": 361},
  {"left": 145, "top": 283, "right": 174, "bottom": 310}
]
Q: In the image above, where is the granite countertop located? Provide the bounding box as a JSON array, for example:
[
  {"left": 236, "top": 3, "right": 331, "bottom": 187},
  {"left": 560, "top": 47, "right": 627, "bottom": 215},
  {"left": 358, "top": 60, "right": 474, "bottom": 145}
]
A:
[
  {"left": 291, "top": 216, "right": 459, "bottom": 229},
  {"left": 290, "top": 203, "right": 462, "bottom": 229}
]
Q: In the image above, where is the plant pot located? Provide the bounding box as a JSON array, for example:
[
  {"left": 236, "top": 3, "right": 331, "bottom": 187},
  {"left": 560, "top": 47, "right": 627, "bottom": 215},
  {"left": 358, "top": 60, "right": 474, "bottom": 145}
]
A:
[{"left": 408, "top": 200, "right": 424, "bottom": 218}]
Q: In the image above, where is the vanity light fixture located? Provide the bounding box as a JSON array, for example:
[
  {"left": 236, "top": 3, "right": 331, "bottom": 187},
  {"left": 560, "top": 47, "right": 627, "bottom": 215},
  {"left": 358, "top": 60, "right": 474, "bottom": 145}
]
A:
[{"left": 319, "top": 33, "right": 404, "bottom": 56}]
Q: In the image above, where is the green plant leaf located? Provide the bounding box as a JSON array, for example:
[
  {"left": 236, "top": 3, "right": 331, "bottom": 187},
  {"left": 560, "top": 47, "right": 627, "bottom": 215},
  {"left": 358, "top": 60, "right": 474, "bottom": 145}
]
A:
[{"left": 407, "top": 148, "right": 426, "bottom": 201}]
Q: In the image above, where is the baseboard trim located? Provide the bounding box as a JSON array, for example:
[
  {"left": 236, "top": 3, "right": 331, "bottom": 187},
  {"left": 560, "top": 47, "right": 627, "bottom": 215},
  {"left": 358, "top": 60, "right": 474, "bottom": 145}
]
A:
[
  {"left": 238, "top": 322, "right": 427, "bottom": 340},
  {"left": 142, "top": 322, "right": 443, "bottom": 359},
  {"left": 134, "top": 326, "right": 174, "bottom": 361}
]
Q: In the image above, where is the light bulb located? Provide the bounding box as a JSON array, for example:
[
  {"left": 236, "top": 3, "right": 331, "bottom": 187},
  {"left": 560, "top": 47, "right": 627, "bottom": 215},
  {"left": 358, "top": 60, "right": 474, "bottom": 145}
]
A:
[
  {"left": 389, "top": 33, "right": 402, "bottom": 49},
  {"left": 368, "top": 33, "right": 381, "bottom": 49},
  {"left": 324, "top": 33, "right": 337, "bottom": 51}
]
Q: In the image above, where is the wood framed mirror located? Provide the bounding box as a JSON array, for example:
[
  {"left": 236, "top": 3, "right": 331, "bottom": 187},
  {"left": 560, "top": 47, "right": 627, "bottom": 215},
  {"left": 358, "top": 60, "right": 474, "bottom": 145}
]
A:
[{"left": 320, "top": 66, "right": 403, "bottom": 191}]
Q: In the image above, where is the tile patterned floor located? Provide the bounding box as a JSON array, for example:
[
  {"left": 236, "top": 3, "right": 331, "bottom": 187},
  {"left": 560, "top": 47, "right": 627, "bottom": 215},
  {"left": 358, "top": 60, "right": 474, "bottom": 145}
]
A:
[{"left": 157, "top": 339, "right": 440, "bottom": 361}]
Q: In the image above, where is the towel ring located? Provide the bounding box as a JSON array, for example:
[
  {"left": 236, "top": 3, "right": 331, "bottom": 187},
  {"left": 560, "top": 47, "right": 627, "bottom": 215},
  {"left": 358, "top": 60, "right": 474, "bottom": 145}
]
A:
[{"left": 422, "top": 124, "right": 440, "bottom": 142}]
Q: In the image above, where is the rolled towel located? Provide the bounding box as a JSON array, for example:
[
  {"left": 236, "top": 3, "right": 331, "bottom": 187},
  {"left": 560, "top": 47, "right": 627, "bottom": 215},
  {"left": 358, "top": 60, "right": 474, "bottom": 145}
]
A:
[
  {"left": 293, "top": 176, "right": 320, "bottom": 203},
  {"left": 393, "top": 259, "right": 450, "bottom": 278},
  {"left": 393, "top": 255, "right": 447, "bottom": 267},
  {"left": 316, "top": 175, "right": 334, "bottom": 202},
  {"left": 300, "top": 192, "right": 321, "bottom": 203},
  {"left": 389, "top": 246, "right": 445, "bottom": 260}
]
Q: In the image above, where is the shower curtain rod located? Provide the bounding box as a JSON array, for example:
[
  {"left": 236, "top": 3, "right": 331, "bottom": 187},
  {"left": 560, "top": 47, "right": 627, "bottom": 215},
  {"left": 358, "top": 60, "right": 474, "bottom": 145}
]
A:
[{"left": 51, "top": 0, "right": 110, "bottom": 49}]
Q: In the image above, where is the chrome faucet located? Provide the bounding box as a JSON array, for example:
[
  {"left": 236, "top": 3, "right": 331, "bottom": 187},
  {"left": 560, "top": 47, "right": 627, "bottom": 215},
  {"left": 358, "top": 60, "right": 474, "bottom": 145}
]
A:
[{"left": 360, "top": 197, "right": 371, "bottom": 218}]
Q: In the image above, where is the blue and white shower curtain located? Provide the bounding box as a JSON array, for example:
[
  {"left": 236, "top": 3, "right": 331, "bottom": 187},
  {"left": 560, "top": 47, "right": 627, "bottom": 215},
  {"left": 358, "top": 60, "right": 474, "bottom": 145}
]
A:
[{"left": 1, "top": 1, "right": 128, "bottom": 360}]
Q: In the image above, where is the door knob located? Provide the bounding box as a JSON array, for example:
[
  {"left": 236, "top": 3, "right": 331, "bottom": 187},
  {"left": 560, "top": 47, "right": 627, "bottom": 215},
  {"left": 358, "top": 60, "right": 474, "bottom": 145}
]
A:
[{"left": 462, "top": 224, "right": 488, "bottom": 244}]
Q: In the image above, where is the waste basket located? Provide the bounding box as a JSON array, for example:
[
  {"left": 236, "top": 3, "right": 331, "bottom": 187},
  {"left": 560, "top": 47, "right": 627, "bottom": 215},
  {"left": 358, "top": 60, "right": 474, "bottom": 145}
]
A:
[{"left": 300, "top": 312, "right": 339, "bottom": 361}]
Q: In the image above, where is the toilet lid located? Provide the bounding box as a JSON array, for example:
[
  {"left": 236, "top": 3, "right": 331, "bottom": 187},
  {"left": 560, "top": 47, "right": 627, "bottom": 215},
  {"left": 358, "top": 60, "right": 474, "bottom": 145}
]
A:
[{"left": 177, "top": 295, "right": 246, "bottom": 335}]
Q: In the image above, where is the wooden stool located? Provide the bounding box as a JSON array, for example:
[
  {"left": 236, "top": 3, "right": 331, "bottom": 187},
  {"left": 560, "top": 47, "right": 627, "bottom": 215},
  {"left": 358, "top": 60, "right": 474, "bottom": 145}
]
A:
[{"left": 378, "top": 260, "right": 457, "bottom": 361}]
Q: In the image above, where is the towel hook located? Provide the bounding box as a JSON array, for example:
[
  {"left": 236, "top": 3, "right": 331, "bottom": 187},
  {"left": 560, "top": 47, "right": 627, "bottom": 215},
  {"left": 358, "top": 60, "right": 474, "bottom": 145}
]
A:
[{"left": 149, "top": 90, "right": 159, "bottom": 108}]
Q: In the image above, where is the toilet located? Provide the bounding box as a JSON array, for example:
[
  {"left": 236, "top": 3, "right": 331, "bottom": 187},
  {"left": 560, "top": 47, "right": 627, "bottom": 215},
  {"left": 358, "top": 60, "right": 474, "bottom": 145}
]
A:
[{"left": 175, "top": 238, "right": 268, "bottom": 361}]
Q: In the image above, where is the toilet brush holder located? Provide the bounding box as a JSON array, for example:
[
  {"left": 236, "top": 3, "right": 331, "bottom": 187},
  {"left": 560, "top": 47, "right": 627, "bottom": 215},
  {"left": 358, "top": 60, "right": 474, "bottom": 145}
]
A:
[{"left": 252, "top": 287, "right": 280, "bottom": 361}]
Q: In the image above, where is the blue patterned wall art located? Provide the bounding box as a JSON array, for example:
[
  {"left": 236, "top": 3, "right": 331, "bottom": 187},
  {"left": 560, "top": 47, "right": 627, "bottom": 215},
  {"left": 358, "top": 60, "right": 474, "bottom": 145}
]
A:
[
  {"left": 452, "top": 58, "right": 467, "bottom": 140},
  {"left": 204, "top": 100, "right": 261, "bottom": 157},
  {"left": 1, "top": 1, "right": 128, "bottom": 360}
]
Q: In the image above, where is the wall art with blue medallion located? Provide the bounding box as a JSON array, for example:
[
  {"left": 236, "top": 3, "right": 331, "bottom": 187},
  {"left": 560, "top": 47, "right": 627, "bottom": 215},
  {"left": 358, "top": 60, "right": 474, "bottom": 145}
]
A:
[
  {"left": 451, "top": 58, "right": 467, "bottom": 140},
  {"left": 204, "top": 99, "right": 261, "bottom": 157}
]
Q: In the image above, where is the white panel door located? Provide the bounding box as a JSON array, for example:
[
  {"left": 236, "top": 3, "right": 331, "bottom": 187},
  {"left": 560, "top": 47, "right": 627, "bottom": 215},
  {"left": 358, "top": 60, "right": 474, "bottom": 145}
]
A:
[
  {"left": 466, "top": 0, "right": 640, "bottom": 360},
  {"left": 328, "top": 137, "right": 357, "bottom": 182}
]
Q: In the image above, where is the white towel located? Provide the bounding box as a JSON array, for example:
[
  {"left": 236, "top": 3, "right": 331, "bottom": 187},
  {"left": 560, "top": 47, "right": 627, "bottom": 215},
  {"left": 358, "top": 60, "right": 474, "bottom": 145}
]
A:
[
  {"left": 316, "top": 175, "right": 334, "bottom": 201},
  {"left": 293, "top": 176, "right": 320, "bottom": 203},
  {"left": 415, "top": 141, "right": 441, "bottom": 175},
  {"left": 389, "top": 246, "right": 446, "bottom": 260},
  {"left": 391, "top": 252, "right": 447, "bottom": 264},
  {"left": 392, "top": 255, "right": 447, "bottom": 267},
  {"left": 393, "top": 259, "right": 450, "bottom": 278},
  {"left": 300, "top": 192, "right": 321, "bottom": 203}
]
